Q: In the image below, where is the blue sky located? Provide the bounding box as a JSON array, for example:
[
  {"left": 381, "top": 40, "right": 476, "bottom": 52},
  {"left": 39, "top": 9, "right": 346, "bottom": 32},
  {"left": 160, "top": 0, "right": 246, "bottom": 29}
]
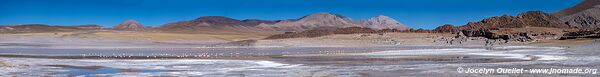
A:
[{"left": 0, "top": 0, "right": 582, "bottom": 29}]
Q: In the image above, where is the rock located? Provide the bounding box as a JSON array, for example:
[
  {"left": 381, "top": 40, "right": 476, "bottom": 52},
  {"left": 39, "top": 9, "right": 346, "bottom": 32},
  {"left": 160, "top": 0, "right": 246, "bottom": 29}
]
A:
[
  {"left": 455, "top": 11, "right": 569, "bottom": 42},
  {"left": 434, "top": 24, "right": 459, "bottom": 33},
  {"left": 460, "top": 11, "right": 569, "bottom": 30},
  {"left": 559, "top": 29, "right": 600, "bottom": 40},
  {"left": 554, "top": 0, "right": 600, "bottom": 29}
]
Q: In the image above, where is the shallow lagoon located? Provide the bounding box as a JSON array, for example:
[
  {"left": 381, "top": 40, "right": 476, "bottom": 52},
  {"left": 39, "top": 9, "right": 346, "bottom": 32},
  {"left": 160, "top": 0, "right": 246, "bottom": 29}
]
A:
[{"left": 1, "top": 43, "right": 598, "bottom": 76}]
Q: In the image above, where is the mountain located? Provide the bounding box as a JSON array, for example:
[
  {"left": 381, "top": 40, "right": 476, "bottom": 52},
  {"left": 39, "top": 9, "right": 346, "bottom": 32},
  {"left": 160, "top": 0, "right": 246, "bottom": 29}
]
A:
[
  {"left": 112, "top": 20, "right": 145, "bottom": 30},
  {"left": 554, "top": 0, "right": 600, "bottom": 29},
  {"left": 434, "top": 24, "right": 458, "bottom": 33},
  {"left": 256, "top": 12, "right": 361, "bottom": 31},
  {"left": 241, "top": 19, "right": 277, "bottom": 25},
  {"left": 0, "top": 24, "right": 81, "bottom": 33},
  {"left": 553, "top": 0, "right": 600, "bottom": 17},
  {"left": 362, "top": 15, "right": 410, "bottom": 30},
  {"left": 158, "top": 16, "right": 273, "bottom": 32},
  {"left": 459, "top": 11, "right": 568, "bottom": 30},
  {"left": 454, "top": 11, "right": 570, "bottom": 42}
]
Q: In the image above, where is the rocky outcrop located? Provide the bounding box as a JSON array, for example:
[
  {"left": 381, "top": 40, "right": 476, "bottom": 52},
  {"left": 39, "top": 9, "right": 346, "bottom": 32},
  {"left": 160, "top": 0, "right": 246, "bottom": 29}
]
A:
[
  {"left": 456, "top": 11, "right": 569, "bottom": 42},
  {"left": 460, "top": 11, "right": 568, "bottom": 30},
  {"left": 460, "top": 29, "right": 537, "bottom": 42},
  {"left": 433, "top": 24, "right": 458, "bottom": 33},
  {"left": 517, "top": 11, "right": 569, "bottom": 28},
  {"left": 554, "top": 0, "right": 600, "bottom": 29},
  {"left": 560, "top": 29, "right": 600, "bottom": 40},
  {"left": 362, "top": 15, "right": 411, "bottom": 30},
  {"left": 257, "top": 12, "right": 361, "bottom": 31},
  {"left": 553, "top": 0, "right": 600, "bottom": 17},
  {"left": 112, "top": 20, "right": 145, "bottom": 30}
]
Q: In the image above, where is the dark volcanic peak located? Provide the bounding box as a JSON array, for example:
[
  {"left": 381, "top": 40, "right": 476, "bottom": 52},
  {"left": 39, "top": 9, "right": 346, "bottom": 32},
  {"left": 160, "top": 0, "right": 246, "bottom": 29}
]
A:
[{"left": 554, "top": 0, "right": 600, "bottom": 17}]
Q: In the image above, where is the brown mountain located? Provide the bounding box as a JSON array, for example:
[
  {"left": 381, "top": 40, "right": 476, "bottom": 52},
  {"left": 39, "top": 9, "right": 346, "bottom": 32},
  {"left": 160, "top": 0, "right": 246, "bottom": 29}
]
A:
[
  {"left": 112, "top": 20, "right": 145, "bottom": 30},
  {"left": 455, "top": 11, "right": 570, "bottom": 42},
  {"left": 256, "top": 12, "right": 361, "bottom": 31},
  {"left": 459, "top": 11, "right": 568, "bottom": 30},
  {"left": 553, "top": 0, "right": 600, "bottom": 17},
  {"left": 434, "top": 24, "right": 458, "bottom": 33},
  {"left": 554, "top": 0, "right": 600, "bottom": 29},
  {"left": 158, "top": 16, "right": 273, "bottom": 32}
]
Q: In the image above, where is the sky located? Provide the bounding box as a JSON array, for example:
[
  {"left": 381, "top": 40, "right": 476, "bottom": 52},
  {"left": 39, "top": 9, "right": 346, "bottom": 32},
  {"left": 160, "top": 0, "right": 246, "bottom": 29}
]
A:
[{"left": 0, "top": 0, "right": 583, "bottom": 29}]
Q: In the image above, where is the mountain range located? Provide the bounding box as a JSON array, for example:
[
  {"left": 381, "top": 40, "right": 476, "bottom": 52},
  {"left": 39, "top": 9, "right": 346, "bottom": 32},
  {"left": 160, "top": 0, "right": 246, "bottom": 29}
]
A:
[
  {"left": 554, "top": 0, "right": 600, "bottom": 29},
  {"left": 158, "top": 12, "right": 409, "bottom": 32},
  {"left": 1, "top": 0, "right": 598, "bottom": 35}
]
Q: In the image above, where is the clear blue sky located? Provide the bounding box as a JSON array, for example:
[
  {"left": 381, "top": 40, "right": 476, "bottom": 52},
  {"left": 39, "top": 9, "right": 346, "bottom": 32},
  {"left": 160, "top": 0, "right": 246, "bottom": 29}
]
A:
[{"left": 0, "top": 0, "right": 582, "bottom": 29}]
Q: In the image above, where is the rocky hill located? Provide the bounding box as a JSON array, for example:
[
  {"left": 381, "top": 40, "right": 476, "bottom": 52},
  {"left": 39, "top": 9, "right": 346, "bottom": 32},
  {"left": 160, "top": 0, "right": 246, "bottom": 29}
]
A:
[
  {"left": 460, "top": 11, "right": 568, "bottom": 30},
  {"left": 554, "top": 0, "right": 600, "bottom": 29},
  {"left": 453, "top": 11, "right": 572, "bottom": 42},
  {"left": 257, "top": 12, "right": 361, "bottom": 31},
  {"left": 554, "top": 0, "right": 600, "bottom": 17},
  {"left": 112, "top": 20, "right": 145, "bottom": 30},
  {"left": 158, "top": 16, "right": 273, "bottom": 32},
  {"left": 433, "top": 24, "right": 458, "bottom": 33},
  {"left": 362, "top": 15, "right": 411, "bottom": 30}
]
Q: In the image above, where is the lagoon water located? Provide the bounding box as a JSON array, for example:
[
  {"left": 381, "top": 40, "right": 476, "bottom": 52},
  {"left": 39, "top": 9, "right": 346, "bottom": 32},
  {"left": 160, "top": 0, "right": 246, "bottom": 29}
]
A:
[{"left": 1, "top": 43, "right": 598, "bottom": 77}]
